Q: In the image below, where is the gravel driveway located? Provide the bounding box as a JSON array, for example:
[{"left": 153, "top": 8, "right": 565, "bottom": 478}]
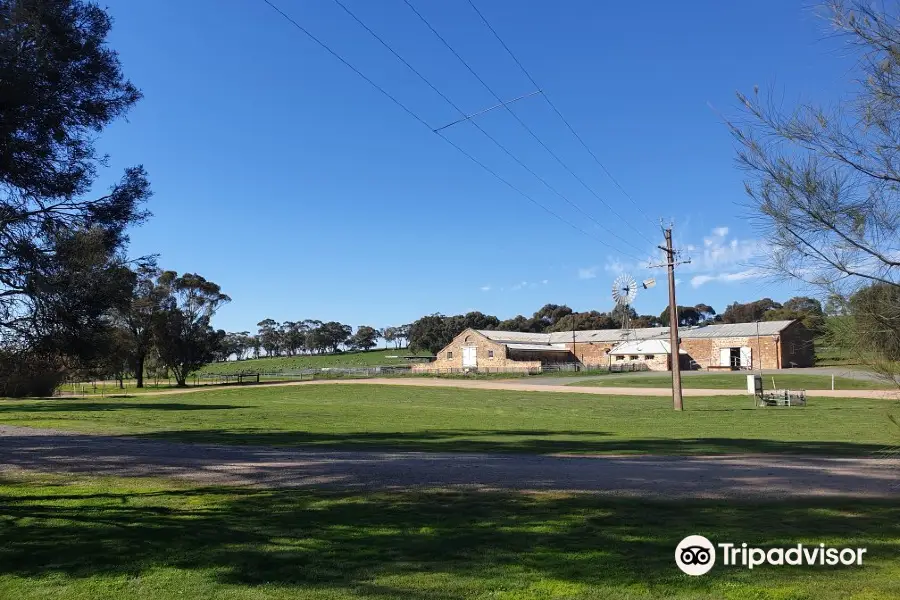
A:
[{"left": 1, "top": 425, "right": 897, "bottom": 499}]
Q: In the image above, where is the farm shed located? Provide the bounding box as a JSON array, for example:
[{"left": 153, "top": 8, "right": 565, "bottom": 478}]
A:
[{"left": 413, "top": 320, "right": 813, "bottom": 373}]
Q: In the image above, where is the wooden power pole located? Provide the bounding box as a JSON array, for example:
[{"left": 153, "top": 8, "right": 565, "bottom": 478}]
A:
[{"left": 653, "top": 227, "right": 690, "bottom": 411}]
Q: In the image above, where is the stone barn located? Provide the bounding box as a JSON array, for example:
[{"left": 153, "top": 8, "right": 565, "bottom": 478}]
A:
[{"left": 413, "top": 320, "right": 813, "bottom": 373}]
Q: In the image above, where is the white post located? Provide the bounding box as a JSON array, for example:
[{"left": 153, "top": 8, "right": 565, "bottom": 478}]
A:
[{"left": 832, "top": 373, "right": 835, "bottom": 391}]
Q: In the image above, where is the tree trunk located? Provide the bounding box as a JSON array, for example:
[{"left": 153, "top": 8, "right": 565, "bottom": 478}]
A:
[{"left": 135, "top": 356, "right": 145, "bottom": 388}]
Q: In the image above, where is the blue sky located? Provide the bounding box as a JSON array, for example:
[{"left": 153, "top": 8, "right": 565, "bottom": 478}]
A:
[{"left": 93, "top": 0, "right": 854, "bottom": 332}]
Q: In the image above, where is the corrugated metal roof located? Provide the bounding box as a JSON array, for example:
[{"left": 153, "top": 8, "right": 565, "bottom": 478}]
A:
[
  {"left": 474, "top": 320, "right": 795, "bottom": 346},
  {"left": 678, "top": 321, "right": 795, "bottom": 338},
  {"left": 548, "top": 327, "right": 670, "bottom": 343},
  {"left": 506, "top": 343, "right": 572, "bottom": 352},
  {"left": 475, "top": 330, "right": 551, "bottom": 344}
]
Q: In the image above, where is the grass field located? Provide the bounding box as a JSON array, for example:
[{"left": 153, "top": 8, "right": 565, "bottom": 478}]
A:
[
  {"left": 199, "top": 349, "right": 432, "bottom": 375},
  {"left": 2, "top": 384, "right": 898, "bottom": 455},
  {"left": 0, "top": 471, "right": 897, "bottom": 600},
  {"left": 567, "top": 373, "right": 893, "bottom": 390}
]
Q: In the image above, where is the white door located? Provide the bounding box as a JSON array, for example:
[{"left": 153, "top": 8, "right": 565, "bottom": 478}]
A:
[
  {"left": 462, "top": 346, "right": 477, "bottom": 368},
  {"left": 719, "top": 348, "right": 732, "bottom": 367},
  {"left": 739, "top": 347, "right": 752, "bottom": 369}
]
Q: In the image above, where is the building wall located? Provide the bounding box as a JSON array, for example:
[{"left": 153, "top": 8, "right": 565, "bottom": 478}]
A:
[
  {"left": 609, "top": 353, "right": 670, "bottom": 371},
  {"left": 508, "top": 349, "right": 573, "bottom": 364},
  {"left": 681, "top": 335, "right": 785, "bottom": 370},
  {"left": 566, "top": 342, "right": 617, "bottom": 366},
  {"left": 415, "top": 323, "right": 814, "bottom": 373},
  {"left": 410, "top": 330, "right": 543, "bottom": 373},
  {"left": 778, "top": 321, "right": 815, "bottom": 368}
]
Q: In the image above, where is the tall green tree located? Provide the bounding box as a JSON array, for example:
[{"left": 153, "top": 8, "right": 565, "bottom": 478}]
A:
[
  {"left": 0, "top": 0, "right": 149, "bottom": 379},
  {"left": 152, "top": 273, "right": 230, "bottom": 387},
  {"left": 348, "top": 326, "right": 380, "bottom": 352},
  {"left": 115, "top": 264, "right": 168, "bottom": 387}
]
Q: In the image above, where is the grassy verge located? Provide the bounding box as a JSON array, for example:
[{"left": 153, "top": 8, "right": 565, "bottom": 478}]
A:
[
  {"left": 2, "top": 384, "right": 898, "bottom": 455},
  {"left": 567, "top": 373, "right": 893, "bottom": 390},
  {"left": 0, "top": 471, "right": 897, "bottom": 599},
  {"left": 199, "top": 349, "right": 433, "bottom": 375}
]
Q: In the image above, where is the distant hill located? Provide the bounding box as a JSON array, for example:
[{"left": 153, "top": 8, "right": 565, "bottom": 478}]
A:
[{"left": 199, "top": 349, "right": 433, "bottom": 375}]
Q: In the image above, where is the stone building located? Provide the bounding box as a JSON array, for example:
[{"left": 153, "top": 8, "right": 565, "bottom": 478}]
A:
[{"left": 413, "top": 320, "right": 813, "bottom": 373}]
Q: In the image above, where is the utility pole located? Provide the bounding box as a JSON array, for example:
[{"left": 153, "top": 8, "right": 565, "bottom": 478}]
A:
[{"left": 651, "top": 227, "right": 690, "bottom": 411}]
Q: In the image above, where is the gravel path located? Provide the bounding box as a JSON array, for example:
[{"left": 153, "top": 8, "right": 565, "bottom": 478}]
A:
[
  {"left": 0, "top": 425, "right": 897, "bottom": 499},
  {"left": 68, "top": 377, "right": 900, "bottom": 399}
]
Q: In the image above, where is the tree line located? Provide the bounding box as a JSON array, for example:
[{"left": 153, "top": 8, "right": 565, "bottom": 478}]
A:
[
  {"left": 403, "top": 297, "right": 827, "bottom": 354},
  {"left": 219, "top": 322, "right": 409, "bottom": 361}
]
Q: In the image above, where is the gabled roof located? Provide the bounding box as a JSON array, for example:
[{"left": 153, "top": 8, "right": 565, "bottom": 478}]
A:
[
  {"left": 472, "top": 320, "right": 797, "bottom": 348},
  {"left": 548, "top": 327, "right": 671, "bottom": 344},
  {"left": 506, "top": 343, "right": 571, "bottom": 352},
  {"left": 678, "top": 320, "right": 795, "bottom": 338},
  {"left": 475, "top": 330, "right": 551, "bottom": 344}
]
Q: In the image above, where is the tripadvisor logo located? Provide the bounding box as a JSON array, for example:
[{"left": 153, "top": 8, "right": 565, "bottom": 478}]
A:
[{"left": 675, "top": 535, "right": 867, "bottom": 576}]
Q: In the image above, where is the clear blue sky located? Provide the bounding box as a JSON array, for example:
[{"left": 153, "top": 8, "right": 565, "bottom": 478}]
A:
[{"left": 94, "top": 0, "right": 853, "bottom": 332}]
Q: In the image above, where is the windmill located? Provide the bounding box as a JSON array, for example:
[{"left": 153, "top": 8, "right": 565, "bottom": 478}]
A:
[{"left": 612, "top": 273, "right": 638, "bottom": 330}]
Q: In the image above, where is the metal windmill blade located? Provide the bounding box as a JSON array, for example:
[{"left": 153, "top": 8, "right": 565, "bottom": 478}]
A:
[{"left": 612, "top": 274, "right": 638, "bottom": 306}]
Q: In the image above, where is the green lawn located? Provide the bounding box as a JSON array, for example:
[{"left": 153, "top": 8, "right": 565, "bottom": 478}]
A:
[
  {"left": 0, "top": 471, "right": 897, "bottom": 599},
  {"left": 199, "top": 349, "right": 432, "bottom": 375},
  {"left": 567, "top": 373, "right": 893, "bottom": 390},
  {"left": 1, "top": 384, "right": 898, "bottom": 456}
]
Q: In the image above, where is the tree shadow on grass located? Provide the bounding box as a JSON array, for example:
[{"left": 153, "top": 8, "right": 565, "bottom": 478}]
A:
[
  {"left": 0, "top": 402, "right": 247, "bottom": 413},
  {"left": 0, "top": 479, "right": 897, "bottom": 598},
  {"left": 135, "top": 428, "right": 898, "bottom": 456}
]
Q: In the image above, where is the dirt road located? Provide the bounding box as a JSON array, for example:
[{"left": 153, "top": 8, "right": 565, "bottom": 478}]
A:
[
  {"left": 0, "top": 425, "right": 896, "bottom": 499},
  {"left": 68, "top": 377, "right": 900, "bottom": 399}
]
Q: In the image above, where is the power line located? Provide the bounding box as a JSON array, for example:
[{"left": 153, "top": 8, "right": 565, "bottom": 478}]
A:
[
  {"left": 331, "top": 0, "right": 646, "bottom": 256},
  {"left": 258, "top": 0, "right": 645, "bottom": 261},
  {"left": 402, "top": 0, "right": 657, "bottom": 248},
  {"left": 464, "top": 0, "right": 659, "bottom": 231}
]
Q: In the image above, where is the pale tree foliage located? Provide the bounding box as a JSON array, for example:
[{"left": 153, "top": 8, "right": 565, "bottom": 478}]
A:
[{"left": 731, "top": 0, "right": 900, "bottom": 384}]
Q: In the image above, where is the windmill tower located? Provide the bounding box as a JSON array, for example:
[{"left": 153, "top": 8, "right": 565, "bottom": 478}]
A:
[{"left": 612, "top": 273, "right": 638, "bottom": 330}]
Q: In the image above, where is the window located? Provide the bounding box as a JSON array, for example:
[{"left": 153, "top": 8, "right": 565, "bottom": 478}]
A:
[
  {"left": 615, "top": 355, "right": 625, "bottom": 361},
  {"left": 488, "top": 350, "right": 494, "bottom": 358},
  {"left": 790, "top": 342, "right": 796, "bottom": 355},
  {"left": 645, "top": 355, "right": 655, "bottom": 360},
  {"left": 630, "top": 355, "right": 639, "bottom": 360},
  {"left": 447, "top": 351, "right": 453, "bottom": 359}
]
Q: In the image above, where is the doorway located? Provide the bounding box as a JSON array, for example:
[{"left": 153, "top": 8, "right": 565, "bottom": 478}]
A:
[{"left": 462, "top": 346, "right": 477, "bottom": 368}]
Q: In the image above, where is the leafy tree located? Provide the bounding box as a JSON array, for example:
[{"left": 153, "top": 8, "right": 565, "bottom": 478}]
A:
[
  {"left": 532, "top": 304, "right": 573, "bottom": 327},
  {"left": 348, "top": 326, "right": 380, "bottom": 352},
  {"left": 845, "top": 283, "right": 900, "bottom": 383},
  {"left": 549, "top": 311, "right": 617, "bottom": 332},
  {"left": 383, "top": 326, "right": 399, "bottom": 349},
  {"left": 497, "top": 315, "right": 540, "bottom": 332},
  {"left": 694, "top": 304, "right": 717, "bottom": 323},
  {"left": 409, "top": 314, "right": 454, "bottom": 354},
  {"left": 632, "top": 314, "right": 663, "bottom": 328},
  {"left": 763, "top": 296, "right": 826, "bottom": 333},
  {"left": 731, "top": 2, "right": 900, "bottom": 299},
  {"left": 222, "top": 331, "right": 251, "bottom": 361},
  {"left": 152, "top": 273, "right": 230, "bottom": 386},
  {"left": 318, "top": 321, "right": 352, "bottom": 353},
  {"left": 115, "top": 264, "right": 168, "bottom": 387},
  {"left": 721, "top": 299, "right": 782, "bottom": 323},
  {"left": 0, "top": 0, "right": 149, "bottom": 387},
  {"left": 256, "top": 319, "right": 281, "bottom": 357},
  {"left": 659, "top": 305, "right": 702, "bottom": 327}
]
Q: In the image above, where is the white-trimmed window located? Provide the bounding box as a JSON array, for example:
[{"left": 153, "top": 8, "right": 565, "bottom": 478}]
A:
[
  {"left": 447, "top": 351, "right": 453, "bottom": 359},
  {"left": 488, "top": 350, "right": 494, "bottom": 358}
]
